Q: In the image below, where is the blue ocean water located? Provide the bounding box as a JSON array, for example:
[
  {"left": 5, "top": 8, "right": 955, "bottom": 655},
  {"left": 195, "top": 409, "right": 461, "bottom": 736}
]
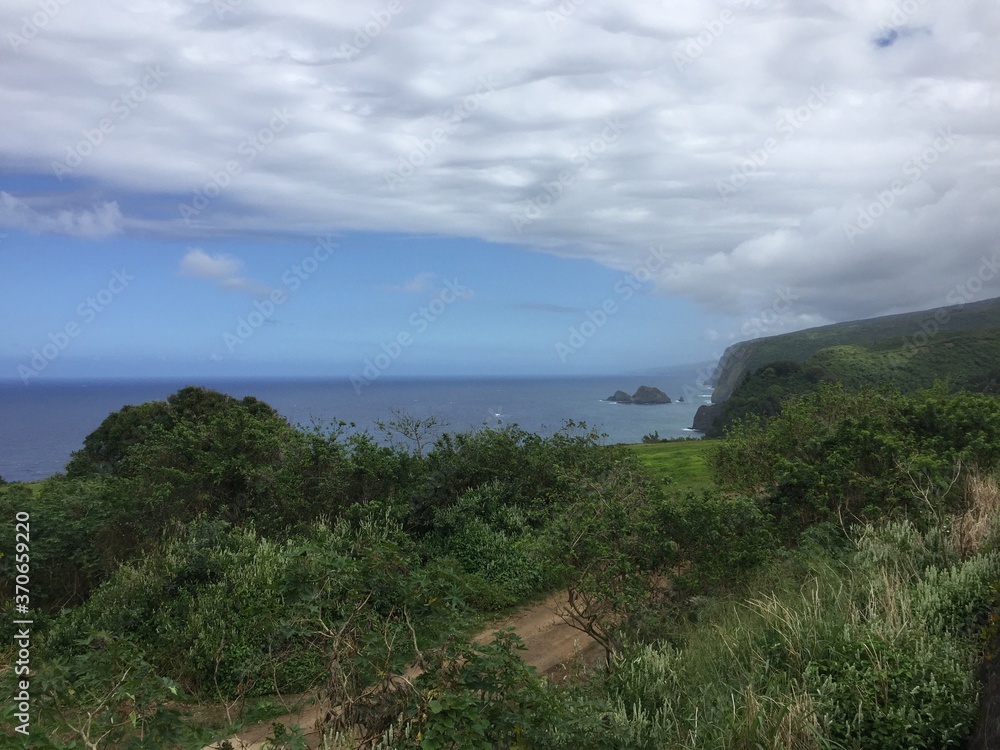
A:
[{"left": 0, "top": 373, "right": 712, "bottom": 483}]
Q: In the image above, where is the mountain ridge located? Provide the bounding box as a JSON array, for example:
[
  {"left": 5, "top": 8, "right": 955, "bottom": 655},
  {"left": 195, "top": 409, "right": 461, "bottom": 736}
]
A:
[{"left": 708, "top": 295, "right": 1000, "bottom": 404}]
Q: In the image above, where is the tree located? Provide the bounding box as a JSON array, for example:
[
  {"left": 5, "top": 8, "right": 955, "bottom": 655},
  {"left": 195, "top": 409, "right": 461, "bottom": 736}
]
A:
[
  {"left": 544, "top": 465, "right": 677, "bottom": 661},
  {"left": 376, "top": 409, "right": 445, "bottom": 458}
]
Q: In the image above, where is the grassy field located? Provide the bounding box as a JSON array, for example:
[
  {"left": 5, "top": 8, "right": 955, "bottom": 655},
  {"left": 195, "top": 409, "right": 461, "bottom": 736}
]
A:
[{"left": 627, "top": 438, "right": 715, "bottom": 494}]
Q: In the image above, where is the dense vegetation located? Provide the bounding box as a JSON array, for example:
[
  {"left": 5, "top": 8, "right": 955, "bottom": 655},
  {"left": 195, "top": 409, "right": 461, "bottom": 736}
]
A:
[
  {"left": 707, "top": 325, "right": 1000, "bottom": 436},
  {"left": 2, "top": 383, "right": 1000, "bottom": 748},
  {"left": 710, "top": 296, "right": 1000, "bottom": 402}
]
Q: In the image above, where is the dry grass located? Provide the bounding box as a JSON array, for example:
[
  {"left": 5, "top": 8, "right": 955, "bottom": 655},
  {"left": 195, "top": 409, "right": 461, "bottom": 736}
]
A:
[{"left": 952, "top": 474, "right": 1000, "bottom": 558}]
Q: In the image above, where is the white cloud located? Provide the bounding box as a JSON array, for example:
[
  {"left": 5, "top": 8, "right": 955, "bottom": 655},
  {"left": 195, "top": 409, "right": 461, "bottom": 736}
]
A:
[
  {"left": 2, "top": 0, "right": 998, "bottom": 325},
  {"left": 179, "top": 248, "right": 243, "bottom": 280},
  {"left": 179, "top": 248, "right": 269, "bottom": 295},
  {"left": 387, "top": 271, "right": 436, "bottom": 293},
  {"left": 0, "top": 192, "right": 122, "bottom": 238}
]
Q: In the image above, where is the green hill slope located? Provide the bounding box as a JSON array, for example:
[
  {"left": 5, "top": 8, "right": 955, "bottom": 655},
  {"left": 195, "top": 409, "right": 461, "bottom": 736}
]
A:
[
  {"left": 701, "top": 297, "right": 1000, "bottom": 436},
  {"left": 710, "top": 296, "right": 1000, "bottom": 402}
]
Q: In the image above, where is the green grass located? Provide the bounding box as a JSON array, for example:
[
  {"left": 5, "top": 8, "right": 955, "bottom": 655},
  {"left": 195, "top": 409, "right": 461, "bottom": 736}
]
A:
[{"left": 627, "top": 439, "right": 715, "bottom": 494}]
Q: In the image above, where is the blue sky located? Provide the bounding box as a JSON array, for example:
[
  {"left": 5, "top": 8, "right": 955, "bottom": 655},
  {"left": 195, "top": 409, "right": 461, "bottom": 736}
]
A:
[
  {"left": 1, "top": 0, "right": 998, "bottom": 381},
  {"left": 0, "top": 230, "right": 733, "bottom": 380}
]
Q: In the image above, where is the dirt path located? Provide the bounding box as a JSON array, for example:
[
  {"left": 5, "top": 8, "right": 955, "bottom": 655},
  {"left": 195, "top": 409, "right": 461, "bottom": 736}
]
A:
[{"left": 203, "top": 592, "right": 602, "bottom": 749}]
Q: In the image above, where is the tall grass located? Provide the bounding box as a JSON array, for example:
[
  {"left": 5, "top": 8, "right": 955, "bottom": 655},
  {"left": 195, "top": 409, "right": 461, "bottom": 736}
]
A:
[{"left": 604, "top": 476, "right": 1000, "bottom": 749}]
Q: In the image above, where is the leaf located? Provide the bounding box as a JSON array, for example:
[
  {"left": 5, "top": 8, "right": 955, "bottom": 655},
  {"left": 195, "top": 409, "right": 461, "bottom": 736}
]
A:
[{"left": 428, "top": 699, "right": 443, "bottom": 714}]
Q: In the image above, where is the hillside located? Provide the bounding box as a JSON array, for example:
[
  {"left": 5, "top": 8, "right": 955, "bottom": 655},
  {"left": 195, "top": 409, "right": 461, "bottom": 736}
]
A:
[
  {"left": 709, "top": 296, "right": 1000, "bottom": 403},
  {"left": 702, "top": 325, "right": 1000, "bottom": 437},
  {"left": 7, "top": 386, "right": 1000, "bottom": 748}
]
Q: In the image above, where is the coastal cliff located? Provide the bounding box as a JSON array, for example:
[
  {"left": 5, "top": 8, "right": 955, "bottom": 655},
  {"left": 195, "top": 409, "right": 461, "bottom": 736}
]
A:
[
  {"left": 707, "top": 341, "right": 757, "bottom": 404},
  {"left": 693, "top": 295, "right": 1000, "bottom": 434}
]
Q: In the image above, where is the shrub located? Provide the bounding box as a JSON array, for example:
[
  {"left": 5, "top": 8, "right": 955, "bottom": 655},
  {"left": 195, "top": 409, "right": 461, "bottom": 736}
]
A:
[
  {"left": 47, "top": 512, "right": 472, "bottom": 700},
  {"left": 665, "top": 490, "right": 775, "bottom": 594},
  {"left": 713, "top": 386, "right": 1000, "bottom": 535},
  {"left": 1, "top": 633, "right": 208, "bottom": 749},
  {"left": 911, "top": 553, "right": 1000, "bottom": 639},
  {"left": 806, "top": 629, "right": 977, "bottom": 749},
  {"left": 367, "top": 630, "right": 610, "bottom": 750},
  {"left": 426, "top": 481, "right": 543, "bottom": 610},
  {"left": 47, "top": 521, "right": 317, "bottom": 698}
]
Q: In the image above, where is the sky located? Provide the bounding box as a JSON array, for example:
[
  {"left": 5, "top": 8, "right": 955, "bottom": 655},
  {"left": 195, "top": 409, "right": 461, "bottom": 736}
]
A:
[{"left": 1, "top": 0, "right": 998, "bottom": 382}]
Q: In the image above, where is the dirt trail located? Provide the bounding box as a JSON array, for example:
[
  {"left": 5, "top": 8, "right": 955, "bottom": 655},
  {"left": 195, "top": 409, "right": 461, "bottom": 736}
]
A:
[{"left": 203, "top": 592, "right": 602, "bottom": 750}]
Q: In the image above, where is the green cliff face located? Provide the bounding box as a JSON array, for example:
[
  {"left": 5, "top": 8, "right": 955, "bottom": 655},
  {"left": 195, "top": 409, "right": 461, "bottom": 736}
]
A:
[{"left": 701, "top": 296, "right": 1000, "bottom": 434}]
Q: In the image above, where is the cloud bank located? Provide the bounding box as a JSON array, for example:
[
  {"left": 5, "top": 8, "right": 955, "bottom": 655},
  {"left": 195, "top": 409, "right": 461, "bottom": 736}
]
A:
[{"left": 1, "top": 0, "right": 997, "bottom": 326}]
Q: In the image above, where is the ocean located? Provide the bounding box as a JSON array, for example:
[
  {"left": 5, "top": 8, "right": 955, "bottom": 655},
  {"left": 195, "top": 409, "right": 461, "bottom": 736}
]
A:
[{"left": 0, "top": 372, "right": 712, "bottom": 483}]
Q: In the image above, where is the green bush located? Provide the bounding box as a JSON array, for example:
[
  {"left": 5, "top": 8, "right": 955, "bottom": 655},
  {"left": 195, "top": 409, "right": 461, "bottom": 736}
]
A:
[
  {"left": 713, "top": 386, "right": 1000, "bottom": 534},
  {"left": 47, "top": 521, "right": 318, "bottom": 697},
  {"left": 405, "top": 421, "right": 627, "bottom": 535},
  {"left": 47, "top": 511, "right": 473, "bottom": 699},
  {"left": 665, "top": 490, "right": 775, "bottom": 593},
  {"left": 1, "top": 633, "right": 208, "bottom": 749},
  {"left": 426, "top": 481, "right": 543, "bottom": 610},
  {"left": 806, "top": 630, "right": 977, "bottom": 749},
  {"left": 911, "top": 553, "right": 1000, "bottom": 638},
  {"left": 372, "top": 629, "right": 610, "bottom": 750},
  {"left": 0, "top": 477, "right": 135, "bottom": 609}
]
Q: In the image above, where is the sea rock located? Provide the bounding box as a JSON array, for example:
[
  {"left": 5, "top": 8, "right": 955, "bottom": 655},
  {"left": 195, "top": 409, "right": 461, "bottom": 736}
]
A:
[
  {"left": 692, "top": 403, "right": 722, "bottom": 432},
  {"left": 607, "top": 386, "right": 671, "bottom": 404},
  {"left": 630, "top": 386, "right": 670, "bottom": 404}
]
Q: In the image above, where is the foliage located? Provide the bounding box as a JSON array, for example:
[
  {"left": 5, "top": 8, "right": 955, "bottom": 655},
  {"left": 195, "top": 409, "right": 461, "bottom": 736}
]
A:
[
  {"left": 665, "top": 490, "right": 775, "bottom": 595},
  {"left": 601, "top": 507, "right": 990, "bottom": 749},
  {"left": 965, "top": 367, "right": 1000, "bottom": 396},
  {"left": 709, "top": 359, "right": 831, "bottom": 437},
  {"left": 426, "top": 481, "right": 544, "bottom": 610},
  {"left": 404, "top": 421, "right": 623, "bottom": 536},
  {"left": 357, "top": 629, "right": 609, "bottom": 750},
  {"left": 16, "top": 384, "right": 1000, "bottom": 747},
  {"left": 712, "top": 385, "right": 1000, "bottom": 534},
  {"left": 806, "top": 629, "right": 977, "bottom": 750},
  {"left": 541, "top": 465, "right": 678, "bottom": 660},
  {"left": 910, "top": 552, "right": 1000, "bottom": 639},
  {"left": 0, "top": 477, "right": 126, "bottom": 609},
  {"left": 711, "top": 296, "right": 1000, "bottom": 403},
  {"left": 1, "top": 633, "right": 209, "bottom": 749},
  {"left": 711, "top": 325, "right": 1000, "bottom": 435},
  {"left": 47, "top": 513, "right": 468, "bottom": 699}
]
